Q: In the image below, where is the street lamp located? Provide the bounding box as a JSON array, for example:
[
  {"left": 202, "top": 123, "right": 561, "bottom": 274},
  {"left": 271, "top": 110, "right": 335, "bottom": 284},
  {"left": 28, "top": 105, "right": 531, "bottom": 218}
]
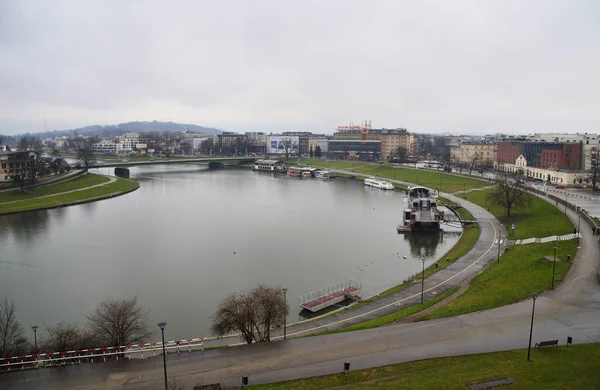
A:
[
  {"left": 564, "top": 192, "right": 568, "bottom": 215},
  {"left": 282, "top": 288, "right": 287, "bottom": 340},
  {"left": 157, "top": 322, "right": 168, "bottom": 390},
  {"left": 420, "top": 259, "right": 426, "bottom": 304},
  {"left": 497, "top": 234, "right": 502, "bottom": 263},
  {"left": 551, "top": 246, "right": 558, "bottom": 290},
  {"left": 31, "top": 325, "right": 38, "bottom": 354},
  {"left": 577, "top": 214, "right": 581, "bottom": 244},
  {"left": 527, "top": 293, "right": 538, "bottom": 361}
]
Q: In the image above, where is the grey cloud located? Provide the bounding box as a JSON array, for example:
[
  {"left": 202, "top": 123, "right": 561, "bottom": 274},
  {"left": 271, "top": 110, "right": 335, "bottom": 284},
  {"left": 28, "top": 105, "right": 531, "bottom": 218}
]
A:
[{"left": 1, "top": 0, "right": 599, "bottom": 135}]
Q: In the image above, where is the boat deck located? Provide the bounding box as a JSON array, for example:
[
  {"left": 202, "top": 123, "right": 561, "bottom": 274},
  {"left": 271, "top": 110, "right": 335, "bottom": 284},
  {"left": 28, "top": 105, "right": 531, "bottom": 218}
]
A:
[{"left": 298, "top": 279, "right": 362, "bottom": 313}]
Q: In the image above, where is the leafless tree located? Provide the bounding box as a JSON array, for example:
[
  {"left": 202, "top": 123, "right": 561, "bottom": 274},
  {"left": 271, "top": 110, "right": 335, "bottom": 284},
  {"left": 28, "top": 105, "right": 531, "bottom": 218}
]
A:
[
  {"left": 41, "top": 322, "right": 96, "bottom": 352},
  {"left": 467, "top": 152, "right": 481, "bottom": 176},
  {"left": 74, "top": 137, "right": 96, "bottom": 171},
  {"left": 277, "top": 137, "right": 297, "bottom": 160},
  {"left": 0, "top": 298, "right": 26, "bottom": 357},
  {"left": 86, "top": 297, "right": 151, "bottom": 347},
  {"left": 211, "top": 284, "right": 288, "bottom": 344},
  {"left": 487, "top": 173, "right": 532, "bottom": 217}
]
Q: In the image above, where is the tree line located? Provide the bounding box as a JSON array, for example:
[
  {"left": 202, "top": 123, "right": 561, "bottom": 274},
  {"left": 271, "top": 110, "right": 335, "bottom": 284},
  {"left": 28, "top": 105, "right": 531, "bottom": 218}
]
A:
[{"left": 0, "top": 297, "right": 149, "bottom": 358}]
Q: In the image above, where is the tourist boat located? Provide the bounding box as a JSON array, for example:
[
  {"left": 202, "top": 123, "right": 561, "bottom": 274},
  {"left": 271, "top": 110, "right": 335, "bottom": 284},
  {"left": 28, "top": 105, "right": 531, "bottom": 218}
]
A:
[
  {"left": 253, "top": 159, "right": 287, "bottom": 173},
  {"left": 287, "top": 166, "right": 303, "bottom": 177},
  {"left": 315, "top": 170, "right": 335, "bottom": 179},
  {"left": 401, "top": 186, "right": 444, "bottom": 232},
  {"left": 364, "top": 177, "right": 394, "bottom": 190}
]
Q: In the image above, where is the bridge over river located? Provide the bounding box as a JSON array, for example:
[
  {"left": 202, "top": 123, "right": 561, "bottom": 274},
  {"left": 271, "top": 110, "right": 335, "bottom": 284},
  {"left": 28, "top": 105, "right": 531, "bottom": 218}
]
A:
[{"left": 94, "top": 156, "right": 256, "bottom": 169}]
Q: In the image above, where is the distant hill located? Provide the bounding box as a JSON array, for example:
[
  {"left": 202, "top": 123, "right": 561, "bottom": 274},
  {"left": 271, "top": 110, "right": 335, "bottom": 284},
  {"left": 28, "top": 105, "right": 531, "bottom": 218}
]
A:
[{"left": 8, "top": 121, "right": 224, "bottom": 142}]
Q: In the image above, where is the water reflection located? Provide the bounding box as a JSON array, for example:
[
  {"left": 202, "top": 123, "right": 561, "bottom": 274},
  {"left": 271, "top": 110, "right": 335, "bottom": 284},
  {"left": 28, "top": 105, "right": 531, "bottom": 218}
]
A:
[{"left": 0, "top": 210, "right": 52, "bottom": 246}]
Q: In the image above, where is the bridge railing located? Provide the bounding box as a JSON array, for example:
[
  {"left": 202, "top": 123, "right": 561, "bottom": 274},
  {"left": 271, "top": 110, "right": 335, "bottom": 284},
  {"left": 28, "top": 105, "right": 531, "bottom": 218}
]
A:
[
  {"left": 298, "top": 279, "right": 362, "bottom": 305},
  {"left": 0, "top": 337, "right": 205, "bottom": 371}
]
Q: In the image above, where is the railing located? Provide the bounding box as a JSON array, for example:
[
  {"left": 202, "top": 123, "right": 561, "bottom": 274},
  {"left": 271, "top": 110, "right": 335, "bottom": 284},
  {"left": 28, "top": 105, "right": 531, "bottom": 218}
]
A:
[
  {"left": 298, "top": 279, "right": 362, "bottom": 305},
  {"left": 0, "top": 337, "right": 205, "bottom": 371}
]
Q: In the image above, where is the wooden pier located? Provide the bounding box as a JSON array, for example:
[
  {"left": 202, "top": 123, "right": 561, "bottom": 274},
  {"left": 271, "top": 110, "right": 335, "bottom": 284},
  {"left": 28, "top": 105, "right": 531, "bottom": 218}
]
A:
[{"left": 298, "top": 279, "right": 362, "bottom": 313}]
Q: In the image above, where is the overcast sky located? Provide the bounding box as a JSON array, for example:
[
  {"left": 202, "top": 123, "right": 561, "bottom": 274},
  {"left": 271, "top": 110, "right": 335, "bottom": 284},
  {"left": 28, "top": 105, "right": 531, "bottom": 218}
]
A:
[{"left": 1, "top": 0, "right": 599, "bottom": 135}]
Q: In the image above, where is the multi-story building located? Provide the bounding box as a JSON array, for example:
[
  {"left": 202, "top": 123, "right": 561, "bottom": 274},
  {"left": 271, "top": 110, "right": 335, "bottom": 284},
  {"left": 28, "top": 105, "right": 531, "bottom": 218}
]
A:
[
  {"left": 308, "top": 136, "right": 329, "bottom": 155},
  {"left": 332, "top": 123, "right": 413, "bottom": 158},
  {"left": 450, "top": 143, "right": 496, "bottom": 166},
  {"left": 281, "top": 132, "right": 311, "bottom": 156},
  {"left": 328, "top": 140, "right": 381, "bottom": 160},
  {"left": 0, "top": 151, "right": 37, "bottom": 182},
  {"left": 496, "top": 141, "right": 582, "bottom": 170},
  {"left": 91, "top": 140, "right": 123, "bottom": 154},
  {"left": 118, "top": 133, "right": 148, "bottom": 151}
]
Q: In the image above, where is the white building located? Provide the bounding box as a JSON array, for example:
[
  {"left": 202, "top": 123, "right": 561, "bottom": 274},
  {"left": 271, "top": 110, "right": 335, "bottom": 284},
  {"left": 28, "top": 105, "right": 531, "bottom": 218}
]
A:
[
  {"left": 118, "top": 133, "right": 148, "bottom": 151},
  {"left": 91, "top": 140, "right": 123, "bottom": 154}
]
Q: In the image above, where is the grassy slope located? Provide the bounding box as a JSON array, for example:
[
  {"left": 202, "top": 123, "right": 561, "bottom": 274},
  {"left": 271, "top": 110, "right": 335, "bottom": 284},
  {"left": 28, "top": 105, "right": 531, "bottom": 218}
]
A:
[
  {"left": 250, "top": 343, "right": 600, "bottom": 389},
  {"left": 290, "top": 159, "right": 488, "bottom": 193},
  {"left": 0, "top": 174, "right": 109, "bottom": 202},
  {"left": 421, "top": 240, "right": 578, "bottom": 320},
  {"left": 0, "top": 175, "right": 138, "bottom": 214},
  {"left": 465, "top": 189, "right": 573, "bottom": 239}
]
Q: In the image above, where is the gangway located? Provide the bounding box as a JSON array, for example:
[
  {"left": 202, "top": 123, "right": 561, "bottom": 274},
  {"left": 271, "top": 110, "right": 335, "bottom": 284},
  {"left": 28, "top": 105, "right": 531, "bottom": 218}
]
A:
[{"left": 298, "top": 279, "right": 362, "bottom": 313}]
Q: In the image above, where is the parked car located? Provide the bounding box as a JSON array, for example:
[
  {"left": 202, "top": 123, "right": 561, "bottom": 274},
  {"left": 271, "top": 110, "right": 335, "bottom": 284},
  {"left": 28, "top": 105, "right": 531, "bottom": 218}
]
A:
[{"left": 555, "top": 185, "right": 565, "bottom": 189}]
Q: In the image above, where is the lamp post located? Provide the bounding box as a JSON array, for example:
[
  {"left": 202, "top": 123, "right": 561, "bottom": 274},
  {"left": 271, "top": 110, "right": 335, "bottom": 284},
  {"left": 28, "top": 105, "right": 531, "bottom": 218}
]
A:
[
  {"left": 564, "top": 192, "right": 568, "bottom": 215},
  {"left": 31, "top": 325, "right": 38, "bottom": 354},
  {"left": 577, "top": 214, "right": 581, "bottom": 243},
  {"left": 420, "top": 259, "right": 426, "bottom": 304},
  {"left": 527, "top": 293, "right": 538, "bottom": 361},
  {"left": 497, "top": 234, "right": 501, "bottom": 263},
  {"left": 157, "top": 322, "right": 168, "bottom": 390},
  {"left": 282, "top": 288, "right": 287, "bottom": 340},
  {"left": 485, "top": 187, "right": 488, "bottom": 208},
  {"left": 551, "top": 246, "right": 558, "bottom": 290}
]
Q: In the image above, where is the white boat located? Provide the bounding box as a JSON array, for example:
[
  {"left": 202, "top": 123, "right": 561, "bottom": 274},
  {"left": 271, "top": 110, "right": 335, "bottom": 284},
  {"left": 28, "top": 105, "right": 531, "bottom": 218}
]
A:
[
  {"left": 364, "top": 177, "right": 394, "bottom": 190},
  {"left": 315, "top": 170, "right": 335, "bottom": 179}
]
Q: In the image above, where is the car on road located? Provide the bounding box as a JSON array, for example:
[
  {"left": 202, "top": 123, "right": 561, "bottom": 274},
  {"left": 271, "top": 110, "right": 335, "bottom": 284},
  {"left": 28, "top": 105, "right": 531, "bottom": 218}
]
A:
[{"left": 555, "top": 185, "right": 565, "bottom": 189}]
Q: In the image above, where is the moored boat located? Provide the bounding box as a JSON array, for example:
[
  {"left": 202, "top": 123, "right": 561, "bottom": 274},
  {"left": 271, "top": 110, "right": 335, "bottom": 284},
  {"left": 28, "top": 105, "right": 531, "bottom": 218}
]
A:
[
  {"left": 401, "top": 186, "right": 443, "bottom": 232},
  {"left": 364, "top": 177, "right": 394, "bottom": 190},
  {"left": 315, "top": 170, "right": 335, "bottom": 179}
]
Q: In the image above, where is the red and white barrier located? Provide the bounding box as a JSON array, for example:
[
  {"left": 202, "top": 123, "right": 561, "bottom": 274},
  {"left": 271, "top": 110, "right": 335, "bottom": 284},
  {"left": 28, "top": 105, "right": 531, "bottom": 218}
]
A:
[{"left": 0, "top": 337, "right": 205, "bottom": 370}]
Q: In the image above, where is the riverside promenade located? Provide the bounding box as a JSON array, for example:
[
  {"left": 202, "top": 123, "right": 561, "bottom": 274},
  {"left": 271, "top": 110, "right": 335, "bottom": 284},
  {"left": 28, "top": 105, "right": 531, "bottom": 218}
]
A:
[{"left": 2, "top": 174, "right": 600, "bottom": 389}]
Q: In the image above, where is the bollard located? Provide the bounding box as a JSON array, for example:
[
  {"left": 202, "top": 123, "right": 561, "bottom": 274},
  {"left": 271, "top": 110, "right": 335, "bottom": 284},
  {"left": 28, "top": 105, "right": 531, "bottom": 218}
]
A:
[{"left": 344, "top": 361, "right": 350, "bottom": 374}]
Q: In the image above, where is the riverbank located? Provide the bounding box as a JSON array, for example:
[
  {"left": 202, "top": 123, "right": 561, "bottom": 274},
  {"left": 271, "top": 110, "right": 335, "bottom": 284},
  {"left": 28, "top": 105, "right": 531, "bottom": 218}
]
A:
[
  {"left": 0, "top": 173, "right": 139, "bottom": 215},
  {"left": 250, "top": 343, "right": 600, "bottom": 389},
  {"left": 286, "top": 159, "right": 489, "bottom": 193}
]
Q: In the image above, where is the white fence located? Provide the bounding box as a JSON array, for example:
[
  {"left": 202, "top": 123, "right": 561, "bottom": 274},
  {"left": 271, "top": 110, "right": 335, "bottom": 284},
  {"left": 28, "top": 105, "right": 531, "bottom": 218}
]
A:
[{"left": 0, "top": 337, "right": 205, "bottom": 371}]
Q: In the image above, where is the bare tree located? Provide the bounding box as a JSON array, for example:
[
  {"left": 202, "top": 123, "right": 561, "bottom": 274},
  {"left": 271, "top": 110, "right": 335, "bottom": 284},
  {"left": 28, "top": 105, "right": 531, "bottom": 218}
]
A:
[
  {"left": 18, "top": 135, "right": 30, "bottom": 151},
  {"left": 487, "top": 173, "right": 532, "bottom": 217},
  {"left": 589, "top": 146, "right": 599, "bottom": 192},
  {"left": 277, "top": 137, "right": 297, "bottom": 160},
  {"left": 74, "top": 138, "right": 96, "bottom": 171},
  {"left": 466, "top": 152, "right": 481, "bottom": 176},
  {"left": 211, "top": 284, "right": 288, "bottom": 344},
  {"left": 86, "top": 297, "right": 151, "bottom": 347},
  {"left": 41, "top": 322, "right": 95, "bottom": 352},
  {"left": 0, "top": 299, "right": 26, "bottom": 357}
]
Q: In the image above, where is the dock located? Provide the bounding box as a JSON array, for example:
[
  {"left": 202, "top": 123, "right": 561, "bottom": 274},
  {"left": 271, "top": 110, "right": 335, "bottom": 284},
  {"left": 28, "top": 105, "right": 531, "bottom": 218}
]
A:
[{"left": 298, "top": 279, "right": 362, "bottom": 313}]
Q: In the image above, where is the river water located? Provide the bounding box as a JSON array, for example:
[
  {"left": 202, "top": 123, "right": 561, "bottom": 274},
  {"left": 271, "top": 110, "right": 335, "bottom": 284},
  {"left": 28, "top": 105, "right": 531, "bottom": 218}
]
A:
[{"left": 0, "top": 166, "right": 460, "bottom": 342}]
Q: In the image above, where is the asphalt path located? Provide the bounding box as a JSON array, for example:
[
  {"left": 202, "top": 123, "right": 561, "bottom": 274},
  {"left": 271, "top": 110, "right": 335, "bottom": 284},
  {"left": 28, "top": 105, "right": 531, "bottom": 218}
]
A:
[{"left": 2, "top": 175, "right": 599, "bottom": 389}]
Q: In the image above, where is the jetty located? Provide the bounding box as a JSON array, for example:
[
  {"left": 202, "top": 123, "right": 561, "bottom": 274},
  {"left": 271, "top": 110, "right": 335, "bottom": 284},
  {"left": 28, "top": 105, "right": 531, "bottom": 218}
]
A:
[{"left": 298, "top": 279, "right": 362, "bottom": 312}]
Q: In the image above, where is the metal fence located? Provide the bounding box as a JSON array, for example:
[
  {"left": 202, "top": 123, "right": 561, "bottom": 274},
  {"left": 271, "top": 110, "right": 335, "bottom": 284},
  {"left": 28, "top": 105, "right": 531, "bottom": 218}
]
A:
[
  {"left": 0, "top": 337, "right": 205, "bottom": 371},
  {"left": 298, "top": 279, "right": 362, "bottom": 305}
]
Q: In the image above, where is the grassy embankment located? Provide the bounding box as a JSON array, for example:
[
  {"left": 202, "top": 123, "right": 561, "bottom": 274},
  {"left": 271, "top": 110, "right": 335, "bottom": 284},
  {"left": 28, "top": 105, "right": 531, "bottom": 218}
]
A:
[
  {"left": 290, "top": 159, "right": 488, "bottom": 193},
  {"left": 0, "top": 173, "right": 139, "bottom": 214},
  {"left": 422, "top": 189, "right": 576, "bottom": 320},
  {"left": 249, "top": 343, "right": 600, "bottom": 389}
]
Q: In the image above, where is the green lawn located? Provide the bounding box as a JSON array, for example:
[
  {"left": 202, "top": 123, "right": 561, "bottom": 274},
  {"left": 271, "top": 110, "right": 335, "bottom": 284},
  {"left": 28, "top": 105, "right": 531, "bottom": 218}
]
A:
[
  {"left": 420, "top": 240, "right": 578, "bottom": 320},
  {"left": 0, "top": 174, "right": 110, "bottom": 202},
  {"left": 290, "top": 159, "right": 488, "bottom": 193},
  {"left": 0, "top": 175, "right": 138, "bottom": 214},
  {"left": 465, "top": 189, "right": 573, "bottom": 239},
  {"left": 249, "top": 343, "right": 600, "bottom": 389}
]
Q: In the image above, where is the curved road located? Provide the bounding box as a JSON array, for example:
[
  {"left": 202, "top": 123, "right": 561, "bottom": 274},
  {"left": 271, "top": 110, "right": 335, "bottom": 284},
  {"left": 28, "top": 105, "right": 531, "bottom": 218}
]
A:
[{"left": 2, "top": 178, "right": 599, "bottom": 389}]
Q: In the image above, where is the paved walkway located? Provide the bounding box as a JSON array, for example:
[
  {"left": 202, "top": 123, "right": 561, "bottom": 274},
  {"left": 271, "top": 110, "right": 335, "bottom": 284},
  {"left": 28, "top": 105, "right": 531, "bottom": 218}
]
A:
[
  {"left": 2, "top": 174, "right": 599, "bottom": 389},
  {"left": 504, "top": 232, "right": 581, "bottom": 246},
  {"left": 0, "top": 176, "right": 115, "bottom": 205}
]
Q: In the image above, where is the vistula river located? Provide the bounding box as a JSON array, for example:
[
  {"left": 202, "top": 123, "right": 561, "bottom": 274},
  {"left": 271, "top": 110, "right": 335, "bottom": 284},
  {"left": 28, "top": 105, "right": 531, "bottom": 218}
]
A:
[{"left": 0, "top": 165, "right": 460, "bottom": 342}]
